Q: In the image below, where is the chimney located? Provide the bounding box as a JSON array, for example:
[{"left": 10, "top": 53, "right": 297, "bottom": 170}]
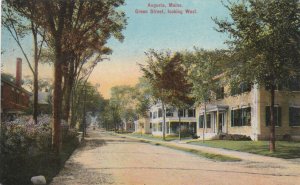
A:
[{"left": 16, "top": 58, "right": 22, "bottom": 87}]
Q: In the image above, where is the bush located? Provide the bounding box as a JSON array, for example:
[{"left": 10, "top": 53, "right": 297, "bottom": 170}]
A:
[
  {"left": 0, "top": 116, "right": 79, "bottom": 185},
  {"left": 282, "top": 134, "right": 292, "bottom": 142},
  {"left": 213, "top": 134, "right": 251, "bottom": 141}
]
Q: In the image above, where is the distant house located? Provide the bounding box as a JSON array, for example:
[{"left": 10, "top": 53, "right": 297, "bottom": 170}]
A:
[
  {"left": 121, "top": 119, "right": 135, "bottom": 132},
  {"left": 134, "top": 116, "right": 151, "bottom": 134},
  {"left": 148, "top": 102, "right": 197, "bottom": 136},
  {"left": 37, "top": 90, "right": 52, "bottom": 114},
  {"left": 196, "top": 75, "right": 300, "bottom": 141},
  {"left": 1, "top": 58, "right": 31, "bottom": 121}
]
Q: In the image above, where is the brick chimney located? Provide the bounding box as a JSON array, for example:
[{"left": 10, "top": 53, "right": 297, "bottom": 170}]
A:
[{"left": 16, "top": 58, "right": 22, "bottom": 87}]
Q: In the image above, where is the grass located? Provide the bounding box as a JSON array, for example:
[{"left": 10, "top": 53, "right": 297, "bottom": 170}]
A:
[
  {"left": 128, "top": 133, "right": 191, "bottom": 141},
  {"left": 189, "top": 140, "right": 300, "bottom": 159},
  {"left": 155, "top": 143, "right": 241, "bottom": 162},
  {"left": 122, "top": 133, "right": 241, "bottom": 162}
]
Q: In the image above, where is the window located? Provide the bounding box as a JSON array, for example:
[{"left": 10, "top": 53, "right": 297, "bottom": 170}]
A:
[
  {"left": 166, "top": 108, "right": 173, "bottom": 117},
  {"left": 158, "top": 122, "right": 162, "bottom": 131},
  {"left": 231, "top": 107, "right": 251, "bottom": 126},
  {"left": 158, "top": 108, "right": 163, "bottom": 118},
  {"left": 231, "top": 82, "right": 251, "bottom": 96},
  {"left": 178, "top": 109, "right": 186, "bottom": 117},
  {"left": 153, "top": 112, "right": 157, "bottom": 119},
  {"left": 188, "top": 109, "right": 195, "bottom": 117},
  {"left": 216, "top": 87, "right": 224, "bottom": 100},
  {"left": 150, "top": 112, "right": 152, "bottom": 119},
  {"left": 199, "top": 115, "right": 204, "bottom": 128},
  {"left": 206, "top": 114, "right": 211, "bottom": 128},
  {"left": 199, "top": 114, "right": 211, "bottom": 128},
  {"left": 231, "top": 109, "right": 242, "bottom": 126},
  {"left": 287, "top": 77, "right": 300, "bottom": 91},
  {"left": 242, "top": 107, "right": 251, "bottom": 126},
  {"left": 265, "top": 106, "right": 281, "bottom": 127},
  {"left": 153, "top": 123, "right": 157, "bottom": 131},
  {"left": 289, "top": 107, "right": 300, "bottom": 126},
  {"left": 150, "top": 122, "right": 152, "bottom": 129}
]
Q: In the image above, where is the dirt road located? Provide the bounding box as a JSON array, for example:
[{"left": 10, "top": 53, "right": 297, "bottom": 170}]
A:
[{"left": 50, "top": 130, "right": 300, "bottom": 185}]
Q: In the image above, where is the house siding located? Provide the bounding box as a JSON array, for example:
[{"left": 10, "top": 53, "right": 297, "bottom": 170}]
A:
[{"left": 196, "top": 84, "right": 300, "bottom": 141}]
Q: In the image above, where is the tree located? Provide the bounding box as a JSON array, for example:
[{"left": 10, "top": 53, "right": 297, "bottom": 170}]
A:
[
  {"left": 183, "top": 49, "right": 228, "bottom": 141},
  {"left": 213, "top": 0, "right": 300, "bottom": 152},
  {"left": 134, "top": 77, "right": 152, "bottom": 118},
  {"left": 110, "top": 85, "right": 137, "bottom": 132},
  {"left": 2, "top": 1, "right": 46, "bottom": 124},
  {"left": 160, "top": 52, "right": 194, "bottom": 140},
  {"left": 140, "top": 50, "right": 191, "bottom": 140},
  {"left": 7, "top": 0, "right": 127, "bottom": 153}
]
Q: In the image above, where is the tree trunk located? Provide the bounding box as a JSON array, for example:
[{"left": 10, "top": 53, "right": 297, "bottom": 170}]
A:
[
  {"left": 52, "top": 47, "right": 63, "bottom": 154},
  {"left": 269, "top": 85, "right": 276, "bottom": 152},
  {"left": 202, "top": 102, "right": 206, "bottom": 143},
  {"left": 179, "top": 112, "right": 182, "bottom": 140},
  {"left": 63, "top": 62, "right": 75, "bottom": 123},
  {"left": 32, "top": 24, "right": 38, "bottom": 124},
  {"left": 162, "top": 102, "right": 166, "bottom": 141}
]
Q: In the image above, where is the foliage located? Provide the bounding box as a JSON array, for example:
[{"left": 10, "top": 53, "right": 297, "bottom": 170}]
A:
[
  {"left": 71, "top": 82, "right": 106, "bottom": 128},
  {"left": 212, "top": 134, "right": 251, "bottom": 141},
  {"left": 213, "top": 0, "right": 300, "bottom": 152},
  {"left": 140, "top": 50, "right": 194, "bottom": 139},
  {"left": 110, "top": 85, "right": 137, "bottom": 130},
  {"left": 23, "top": 76, "right": 52, "bottom": 92},
  {"left": 3, "top": 0, "right": 47, "bottom": 125},
  {"left": 0, "top": 119, "right": 79, "bottom": 185},
  {"left": 183, "top": 48, "right": 229, "bottom": 104},
  {"left": 6, "top": 0, "right": 127, "bottom": 152},
  {"left": 134, "top": 77, "right": 152, "bottom": 118}
]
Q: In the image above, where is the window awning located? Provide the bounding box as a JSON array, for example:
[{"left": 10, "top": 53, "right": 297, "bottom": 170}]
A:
[{"left": 200, "top": 105, "right": 229, "bottom": 113}]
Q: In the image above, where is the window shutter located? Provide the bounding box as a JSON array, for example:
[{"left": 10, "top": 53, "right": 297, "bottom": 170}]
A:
[
  {"left": 231, "top": 110, "right": 234, "bottom": 127},
  {"left": 278, "top": 107, "right": 282, "bottom": 126},
  {"left": 238, "top": 109, "right": 242, "bottom": 126},
  {"left": 266, "top": 106, "right": 270, "bottom": 126},
  {"left": 289, "top": 107, "right": 294, "bottom": 126}
]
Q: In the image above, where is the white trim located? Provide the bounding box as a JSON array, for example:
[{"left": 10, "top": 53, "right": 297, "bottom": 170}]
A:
[{"left": 290, "top": 105, "right": 300, "bottom": 108}]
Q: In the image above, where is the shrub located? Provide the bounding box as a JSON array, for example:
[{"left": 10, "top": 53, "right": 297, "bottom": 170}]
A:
[
  {"left": 0, "top": 116, "right": 79, "bottom": 185},
  {"left": 212, "top": 134, "right": 251, "bottom": 141},
  {"left": 282, "top": 134, "right": 292, "bottom": 142}
]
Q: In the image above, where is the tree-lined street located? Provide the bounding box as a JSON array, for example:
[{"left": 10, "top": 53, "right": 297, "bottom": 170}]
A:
[{"left": 51, "top": 129, "right": 300, "bottom": 185}]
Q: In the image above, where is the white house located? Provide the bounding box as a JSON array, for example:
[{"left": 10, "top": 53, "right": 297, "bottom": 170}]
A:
[{"left": 149, "top": 103, "right": 197, "bottom": 136}]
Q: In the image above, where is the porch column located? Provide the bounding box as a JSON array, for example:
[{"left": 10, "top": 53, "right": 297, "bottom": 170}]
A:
[
  {"left": 216, "top": 110, "right": 219, "bottom": 133},
  {"left": 169, "top": 122, "right": 171, "bottom": 134}
]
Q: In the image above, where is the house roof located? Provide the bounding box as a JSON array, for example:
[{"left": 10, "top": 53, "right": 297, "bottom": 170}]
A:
[{"left": 1, "top": 74, "right": 31, "bottom": 95}]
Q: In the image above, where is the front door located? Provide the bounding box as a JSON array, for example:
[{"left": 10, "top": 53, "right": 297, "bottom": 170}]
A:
[{"left": 218, "top": 113, "right": 226, "bottom": 133}]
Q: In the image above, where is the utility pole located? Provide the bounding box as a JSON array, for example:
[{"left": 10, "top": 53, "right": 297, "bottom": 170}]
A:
[{"left": 82, "top": 88, "right": 87, "bottom": 139}]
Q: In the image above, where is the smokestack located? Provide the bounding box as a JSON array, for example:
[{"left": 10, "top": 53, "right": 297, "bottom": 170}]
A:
[{"left": 16, "top": 58, "right": 22, "bottom": 87}]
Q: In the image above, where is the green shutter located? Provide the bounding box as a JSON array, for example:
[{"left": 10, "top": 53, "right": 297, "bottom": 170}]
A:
[
  {"left": 231, "top": 110, "right": 234, "bottom": 126},
  {"left": 289, "top": 107, "right": 295, "bottom": 126},
  {"left": 238, "top": 109, "right": 242, "bottom": 126},
  {"left": 266, "top": 106, "right": 270, "bottom": 126},
  {"left": 278, "top": 107, "right": 282, "bottom": 126}
]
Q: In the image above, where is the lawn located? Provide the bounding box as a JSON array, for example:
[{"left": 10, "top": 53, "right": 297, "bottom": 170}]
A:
[
  {"left": 125, "top": 133, "right": 241, "bottom": 162},
  {"left": 128, "top": 133, "right": 191, "bottom": 141},
  {"left": 189, "top": 140, "right": 300, "bottom": 159}
]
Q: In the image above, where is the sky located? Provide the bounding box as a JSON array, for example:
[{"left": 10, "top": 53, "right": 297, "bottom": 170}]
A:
[{"left": 1, "top": 0, "right": 230, "bottom": 98}]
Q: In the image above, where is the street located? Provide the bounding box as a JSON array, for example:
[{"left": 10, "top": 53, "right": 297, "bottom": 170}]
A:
[{"left": 51, "top": 130, "right": 300, "bottom": 185}]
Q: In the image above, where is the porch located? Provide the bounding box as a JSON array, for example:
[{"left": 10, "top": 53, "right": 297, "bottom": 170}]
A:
[
  {"left": 152, "top": 121, "right": 197, "bottom": 136},
  {"left": 198, "top": 105, "right": 229, "bottom": 138}
]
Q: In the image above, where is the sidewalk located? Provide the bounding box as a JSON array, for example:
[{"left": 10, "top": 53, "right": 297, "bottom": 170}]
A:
[{"left": 116, "top": 133, "right": 299, "bottom": 166}]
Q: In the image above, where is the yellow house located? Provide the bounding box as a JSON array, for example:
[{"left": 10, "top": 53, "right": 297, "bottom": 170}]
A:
[{"left": 196, "top": 82, "right": 300, "bottom": 141}]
